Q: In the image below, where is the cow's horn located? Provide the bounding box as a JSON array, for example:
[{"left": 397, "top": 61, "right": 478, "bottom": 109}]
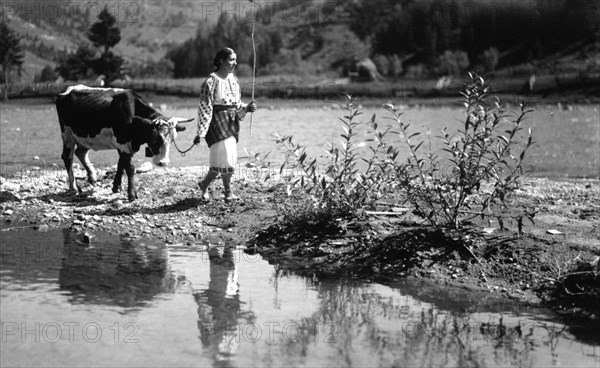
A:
[{"left": 170, "top": 117, "right": 194, "bottom": 124}]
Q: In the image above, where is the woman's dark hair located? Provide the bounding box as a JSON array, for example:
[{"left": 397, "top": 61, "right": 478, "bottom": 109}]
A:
[{"left": 213, "top": 48, "right": 235, "bottom": 69}]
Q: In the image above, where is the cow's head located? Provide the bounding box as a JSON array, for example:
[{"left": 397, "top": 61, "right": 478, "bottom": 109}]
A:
[{"left": 145, "top": 117, "right": 193, "bottom": 167}]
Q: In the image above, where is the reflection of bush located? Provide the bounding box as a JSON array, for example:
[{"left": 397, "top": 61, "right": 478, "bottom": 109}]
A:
[{"left": 296, "top": 283, "right": 573, "bottom": 367}]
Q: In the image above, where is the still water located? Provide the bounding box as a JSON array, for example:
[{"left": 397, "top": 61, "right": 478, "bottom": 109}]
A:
[{"left": 1, "top": 227, "right": 598, "bottom": 367}]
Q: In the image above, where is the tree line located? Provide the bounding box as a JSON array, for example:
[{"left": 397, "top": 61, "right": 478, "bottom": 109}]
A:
[
  {"left": 348, "top": 0, "right": 597, "bottom": 71},
  {"left": 166, "top": 0, "right": 598, "bottom": 79}
]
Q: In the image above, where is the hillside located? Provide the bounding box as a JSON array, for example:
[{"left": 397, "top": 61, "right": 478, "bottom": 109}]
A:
[
  {"left": 2, "top": 0, "right": 238, "bottom": 81},
  {"left": 2, "top": 0, "right": 599, "bottom": 83},
  {"left": 3, "top": 0, "right": 363, "bottom": 81}
]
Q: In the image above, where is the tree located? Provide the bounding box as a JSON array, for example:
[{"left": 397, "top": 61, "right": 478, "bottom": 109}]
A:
[
  {"left": 91, "top": 50, "right": 125, "bottom": 82},
  {"left": 56, "top": 7, "right": 124, "bottom": 83},
  {"left": 34, "top": 64, "right": 59, "bottom": 83},
  {"left": 0, "top": 21, "right": 25, "bottom": 99},
  {"left": 87, "top": 7, "right": 123, "bottom": 82},
  {"left": 87, "top": 8, "right": 121, "bottom": 54},
  {"left": 55, "top": 44, "right": 98, "bottom": 81}
]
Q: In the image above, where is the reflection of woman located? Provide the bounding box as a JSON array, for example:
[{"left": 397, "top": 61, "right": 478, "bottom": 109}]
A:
[
  {"left": 194, "top": 47, "right": 258, "bottom": 202},
  {"left": 195, "top": 245, "right": 241, "bottom": 362}
]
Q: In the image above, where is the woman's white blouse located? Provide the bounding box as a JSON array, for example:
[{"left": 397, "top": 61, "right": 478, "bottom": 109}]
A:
[{"left": 197, "top": 73, "right": 247, "bottom": 137}]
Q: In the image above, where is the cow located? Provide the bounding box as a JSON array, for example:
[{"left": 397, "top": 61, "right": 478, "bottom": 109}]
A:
[{"left": 56, "top": 85, "right": 192, "bottom": 201}]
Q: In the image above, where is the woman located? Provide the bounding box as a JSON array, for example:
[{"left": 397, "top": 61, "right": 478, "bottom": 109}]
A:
[{"left": 194, "top": 48, "right": 257, "bottom": 202}]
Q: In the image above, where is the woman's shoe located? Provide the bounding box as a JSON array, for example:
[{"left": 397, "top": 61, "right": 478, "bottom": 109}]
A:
[{"left": 224, "top": 192, "right": 240, "bottom": 203}]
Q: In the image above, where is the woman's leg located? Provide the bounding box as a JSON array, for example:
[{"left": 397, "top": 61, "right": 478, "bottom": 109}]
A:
[
  {"left": 199, "top": 141, "right": 227, "bottom": 201},
  {"left": 204, "top": 137, "right": 238, "bottom": 201},
  {"left": 220, "top": 137, "right": 238, "bottom": 201},
  {"left": 199, "top": 168, "right": 218, "bottom": 200},
  {"left": 221, "top": 169, "right": 238, "bottom": 201}
]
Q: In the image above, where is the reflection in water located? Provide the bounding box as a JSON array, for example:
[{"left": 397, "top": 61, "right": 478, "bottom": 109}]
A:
[
  {"left": 59, "top": 229, "right": 175, "bottom": 308},
  {"left": 1, "top": 228, "right": 599, "bottom": 367},
  {"left": 0, "top": 227, "right": 174, "bottom": 308},
  {"left": 0, "top": 227, "right": 65, "bottom": 284},
  {"left": 193, "top": 244, "right": 253, "bottom": 366},
  {"left": 288, "top": 282, "right": 598, "bottom": 368}
]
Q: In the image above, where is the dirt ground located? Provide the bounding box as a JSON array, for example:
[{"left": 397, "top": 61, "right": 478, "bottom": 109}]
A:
[{"left": 1, "top": 165, "right": 599, "bottom": 320}]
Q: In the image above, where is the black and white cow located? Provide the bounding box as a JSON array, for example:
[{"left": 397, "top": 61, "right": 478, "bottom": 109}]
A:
[{"left": 56, "top": 85, "right": 192, "bottom": 201}]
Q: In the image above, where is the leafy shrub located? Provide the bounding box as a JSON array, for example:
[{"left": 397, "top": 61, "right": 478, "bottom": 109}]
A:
[
  {"left": 274, "top": 95, "right": 390, "bottom": 222},
  {"left": 273, "top": 73, "right": 535, "bottom": 235},
  {"left": 384, "top": 73, "right": 535, "bottom": 230}
]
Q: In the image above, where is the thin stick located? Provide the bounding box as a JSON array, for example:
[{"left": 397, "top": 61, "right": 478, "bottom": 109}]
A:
[{"left": 250, "top": 21, "right": 256, "bottom": 135}]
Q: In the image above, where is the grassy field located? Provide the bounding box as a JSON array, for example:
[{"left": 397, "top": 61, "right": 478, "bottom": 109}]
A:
[{"left": 1, "top": 98, "right": 598, "bottom": 179}]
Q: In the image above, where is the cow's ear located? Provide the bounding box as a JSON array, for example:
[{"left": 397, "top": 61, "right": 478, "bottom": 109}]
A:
[
  {"left": 131, "top": 116, "right": 155, "bottom": 148},
  {"left": 176, "top": 125, "right": 186, "bottom": 132},
  {"left": 132, "top": 116, "right": 153, "bottom": 130}
]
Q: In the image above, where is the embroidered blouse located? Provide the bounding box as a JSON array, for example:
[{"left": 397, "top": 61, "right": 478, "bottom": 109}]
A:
[{"left": 197, "top": 73, "right": 247, "bottom": 138}]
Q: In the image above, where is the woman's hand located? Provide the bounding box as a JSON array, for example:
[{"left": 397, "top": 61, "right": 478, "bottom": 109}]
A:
[{"left": 247, "top": 101, "right": 257, "bottom": 113}]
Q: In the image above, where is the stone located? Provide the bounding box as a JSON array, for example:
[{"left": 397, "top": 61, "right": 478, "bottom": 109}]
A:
[
  {"left": 83, "top": 232, "right": 95, "bottom": 244},
  {"left": 136, "top": 162, "right": 153, "bottom": 173}
]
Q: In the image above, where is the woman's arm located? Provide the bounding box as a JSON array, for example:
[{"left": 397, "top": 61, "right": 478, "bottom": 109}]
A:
[
  {"left": 232, "top": 74, "right": 256, "bottom": 120},
  {"left": 197, "top": 78, "right": 215, "bottom": 138}
]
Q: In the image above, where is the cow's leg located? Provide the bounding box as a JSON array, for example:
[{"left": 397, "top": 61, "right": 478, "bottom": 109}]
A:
[
  {"left": 112, "top": 152, "right": 126, "bottom": 194},
  {"left": 74, "top": 145, "right": 97, "bottom": 185},
  {"left": 123, "top": 152, "right": 138, "bottom": 201},
  {"left": 125, "top": 159, "right": 138, "bottom": 201},
  {"left": 61, "top": 131, "right": 79, "bottom": 193},
  {"left": 114, "top": 151, "right": 137, "bottom": 201}
]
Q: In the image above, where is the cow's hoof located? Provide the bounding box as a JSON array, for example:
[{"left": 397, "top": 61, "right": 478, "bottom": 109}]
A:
[
  {"left": 127, "top": 190, "right": 137, "bottom": 202},
  {"left": 88, "top": 178, "right": 96, "bottom": 185},
  {"left": 112, "top": 186, "right": 121, "bottom": 193}
]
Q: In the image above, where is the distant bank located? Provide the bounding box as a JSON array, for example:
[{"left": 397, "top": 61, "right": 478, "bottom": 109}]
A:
[{"left": 1, "top": 72, "right": 599, "bottom": 105}]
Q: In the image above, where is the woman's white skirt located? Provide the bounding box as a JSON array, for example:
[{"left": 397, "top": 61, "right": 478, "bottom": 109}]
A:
[{"left": 209, "top": 136, "right": 237, "bottom": 170}]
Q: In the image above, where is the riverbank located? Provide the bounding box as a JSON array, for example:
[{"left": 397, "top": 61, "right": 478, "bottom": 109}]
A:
[
  {"left": 1, "top": 166, "right": 599, "bottom": 320},
  {"left": 2, "top": 74, "right": 599, "bottom": 106}
]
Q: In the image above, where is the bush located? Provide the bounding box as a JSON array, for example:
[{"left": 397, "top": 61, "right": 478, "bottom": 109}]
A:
[
  {"left": 372, "top": 54, "right": 390, "bottom": 77},
  {"left": 273, "top": 73, "right": 536, "bottom": 236},
  {"left": 274, "top": 94, "right": 389, "bottom": 222},
  {"left": 438, "top": 50, "right": 470, "bottom": 77},
  {"left": 480, "top": 47, "right": 499, "bottom": 73},
  {"left": 55, "top": 44, "right": 98, "bottom": 81},
  {"left": 34, "top": 65, "right": 58, "bottom": 83},
  {"left": 385, "top": 73, "right": 535, "bottom": 230}
]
